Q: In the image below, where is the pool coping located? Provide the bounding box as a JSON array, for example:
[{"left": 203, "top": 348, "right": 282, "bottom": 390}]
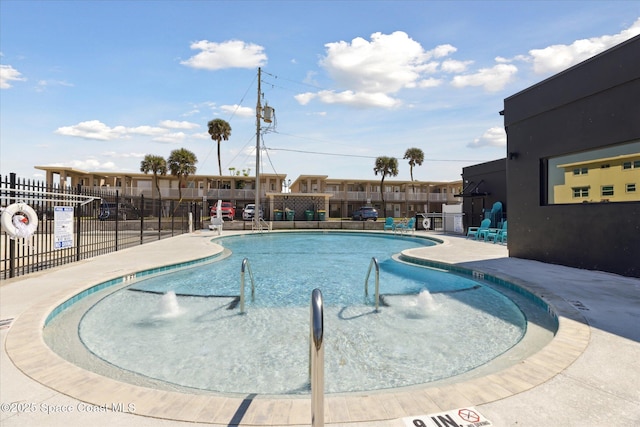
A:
[{"left": 4, "top": 230, "right": 590, "bottom": 425}]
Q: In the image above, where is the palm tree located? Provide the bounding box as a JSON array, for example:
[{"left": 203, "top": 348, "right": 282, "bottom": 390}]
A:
[
  {"left": 167, "top": 148, "right": 197, "bottom": 201},
  {"left": 139, "top": 154, "right": 167, "bottom": 200},
  {"left": 403, "top": 147, "right": 424, "bottom": 182},
  {"left": 207, "top": 118, "right": 232, "bottom": 177},
  {"left": 373, "top": 156, "right": 399, "bottom": 216}
]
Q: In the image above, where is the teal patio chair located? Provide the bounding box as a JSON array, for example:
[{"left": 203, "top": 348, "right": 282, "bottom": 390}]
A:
[
  {"left": 395, "top": 217, "right": 416, "bottom": 234},
  {"left": 466, "top": 218, "right": 491, "bottom": 240},
  {"left": 485, "top": 220, "right": 507, "bottom": 243},
  {"left": 383, "top": 217, "right": 395, "bottom": 231},
  {"left": 494, "top": 224, "right": 508, "bottom": 244}
]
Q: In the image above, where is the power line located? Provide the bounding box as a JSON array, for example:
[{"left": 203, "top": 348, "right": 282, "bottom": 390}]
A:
[{"left": 265, "top": 146, "right": 489, "bottom": 163}]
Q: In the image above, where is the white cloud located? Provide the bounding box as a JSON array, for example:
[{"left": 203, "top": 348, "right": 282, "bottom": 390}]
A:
[
  {"left": 417, "top": 77, "right": 443, "bottom": 88},
  {"left": 182, "top": 109, "right": 200, "bottom": 117},
  {"left": 48, "top": 158, "right": 118, "bottom": 171},
  {"left": 159, "top": 120, "right": 200, "bottom": 129},
  {"left": 294, "top": 92, "right": 316, "bottom": 106},
  {"left": 55, "top": 120, "right": 168, "bottom": 140},
  {"left": 35, "top": 79, "right": 73, "bottom": 92},
  {"left": 451, "top": 63, "right": 518, "bottom": 92},
  {"left": 296, "top": 90, "right": 400, "bottom": 108},
  {"left": 321, "top": 31, "right": 434, "bottom": 93},
  {"left": 429, "top": 44, "right": 457, "bottom": 58},
  {"left": 1, "top": 64, "right": 26, "bottom": 89},
  {"left": 192, "top": 131, "right": 211, "bottom": 140},
  {"left": 495, "top": 55, "right": 529, "bottom": 64},
  {"left": 220, "top": 104, "right": 254, "bottom": 117},
  {"left": 55, "top": 120, "right": 118, "bottom": 140},
  {"left": 297, "top": 32, "right": 461, "bottom": 108},
  {"left": 152, "top": 132, "right": 187, "bottom": 144},
  {"left": 467, "top": 126, "right": 506, "bottom": 148},
  {"left": 529, "top": 17, "right": 640, "bottom": 74},
  {"left": 180, "top": 39, "right": 267, "bottom": 70},
  {"left": 440, "top": 59, "right": 473, "bottom": 73},
  {"left": 121, "top": 125, "right": 167, "bottom": 136}
]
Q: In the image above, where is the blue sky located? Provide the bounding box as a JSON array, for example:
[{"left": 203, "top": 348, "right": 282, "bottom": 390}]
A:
[{"left": 1, "top": 1, "right": 639, "bottom": 183}]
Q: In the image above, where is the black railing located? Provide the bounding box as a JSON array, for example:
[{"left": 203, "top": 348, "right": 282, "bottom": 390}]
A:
[{"left": 1, "top": 173, "right": 205, "bottom": 279}]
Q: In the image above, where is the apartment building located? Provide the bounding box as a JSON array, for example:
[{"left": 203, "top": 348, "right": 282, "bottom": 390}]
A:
[
  {"left": 553, "top": 153, "right": 640, "bottom": 204},
  {"left": 35, "top": 166, "right": 461, "bottom": 219}
]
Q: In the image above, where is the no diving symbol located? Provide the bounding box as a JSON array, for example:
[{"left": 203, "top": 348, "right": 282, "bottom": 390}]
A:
[{"left": 458, "top": 408, "right": 480, "bottom": 423}]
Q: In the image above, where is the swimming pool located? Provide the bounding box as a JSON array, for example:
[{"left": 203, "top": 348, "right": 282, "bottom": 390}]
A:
[{"left": 44, "top": 231, "right": 555, "bottom": 395}]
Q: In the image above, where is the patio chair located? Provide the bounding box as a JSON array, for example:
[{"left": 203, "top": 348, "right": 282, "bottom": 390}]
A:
[
  {"left": 395, "top": 217, "right": 416, "bottom": 234},
  {"left": 485, "top": 221, "right": 507, "bottom": 243},
  {"left": 466, "top": 218, "right": 491, "bottom": 240},
  {"left": 383, "top": 217, "right": 395, "bottom": 231}
]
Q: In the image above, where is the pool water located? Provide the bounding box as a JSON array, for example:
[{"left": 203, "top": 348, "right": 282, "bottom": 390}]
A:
[
  {"left": 47, "top": 232, "right": 533, "bottom": 395},
  {"left": 128, "top": 232, "right": 440, "bottom": 306}
]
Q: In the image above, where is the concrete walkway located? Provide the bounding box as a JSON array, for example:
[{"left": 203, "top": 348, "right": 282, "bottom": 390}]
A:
[{"left": 1, "top": 230, "right": 638, "bottom": 426}]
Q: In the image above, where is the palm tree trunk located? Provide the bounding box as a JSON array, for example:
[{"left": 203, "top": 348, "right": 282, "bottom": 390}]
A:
[
  {"left": 153, "top": 173, "right": 161, "bottom": 217},
  {"left": 217, "top": 141, "right": 222, "bottom": 177},
  {"left": 380, "top": 176, "right": 385, "bottom": 215},
  {"left": 410, "top": 166, "right": 415, "bottom": 193}
]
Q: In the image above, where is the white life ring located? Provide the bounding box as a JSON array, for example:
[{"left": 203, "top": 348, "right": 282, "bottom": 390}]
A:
[
  {"left": 422, "top": 217, "right": 431, "bottom": 230},
  {"left": 1, "top": 203, "right": 39, "bottom": 239}
]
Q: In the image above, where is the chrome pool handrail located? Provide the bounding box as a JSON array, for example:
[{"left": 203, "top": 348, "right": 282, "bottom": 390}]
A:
[
  {"left": 309, "top": 288, "right": 324, "bottom": 427},
  {"left": 240, "top": 258, "right": 255, "bottom": 314},
  {"left": 364, "top": 257, "right": 380, "bottom": 311}
]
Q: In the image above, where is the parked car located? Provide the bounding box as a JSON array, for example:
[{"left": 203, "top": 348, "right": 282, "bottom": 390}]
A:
[
  {"left": 98, "top": 202, "right": 141, "bottom": 221},
  {"left": 242, "top": 203, "right": 263, "bottom": 220},
  {"left": 210, "top": 202, "right": 235, "bottom": 221},
  {"left": 352, "top": 206, "right": 378, "bottom": 221}
]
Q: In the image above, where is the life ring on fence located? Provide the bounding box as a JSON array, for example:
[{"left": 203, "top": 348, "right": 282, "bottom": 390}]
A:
[
  {"left": 422, "top": 217, "right": 431, "bottom": 230},
  {"left": 1, "top": 203, "right": 39, "bottom": 239}
]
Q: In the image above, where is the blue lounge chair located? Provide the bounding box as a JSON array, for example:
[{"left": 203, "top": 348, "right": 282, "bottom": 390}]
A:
[
  {"left": 383, "top": 217, "right": 395, "bottom": 231},
  {"left": 466, "top": 218, "right": 491, "bottom": 240}
]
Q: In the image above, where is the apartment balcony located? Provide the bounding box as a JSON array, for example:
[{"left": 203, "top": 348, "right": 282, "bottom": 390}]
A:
[
  {"left": 326, "top": 190, "right": 459, "bottom": 203},
  {"left": 101, "top": 186, "right": 460, "bottom": 204}
]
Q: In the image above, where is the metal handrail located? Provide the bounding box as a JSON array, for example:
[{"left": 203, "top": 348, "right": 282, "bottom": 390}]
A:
[
  {"left": 309, "top": 288, "right": 324, "bottom": 427},
  {"left": 364, "top": 257, "right": 380, "bottom": 311},
  {"left": 251, "top": 217, "right": 271, "bottom": 233},
  {"left": 259, "top": 217, "right": 271, "bottom": 231},
  {"left": 240, "top": 258, "right": 255, "bottom": 314}
]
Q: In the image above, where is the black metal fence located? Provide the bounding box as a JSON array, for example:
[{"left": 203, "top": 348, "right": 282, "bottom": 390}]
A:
[{"left": 1, "top": 173, "right": 205, "bottom": 279}]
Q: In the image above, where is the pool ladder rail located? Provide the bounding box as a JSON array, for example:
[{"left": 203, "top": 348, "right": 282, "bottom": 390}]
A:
[
  {"left": 239, "top": 258, "right": 256, "bottom": 314},
  {"left": 364, "top": 257, "right": 380, "bottom": 311},
  {"left": 310, "top": 288, "right": 324, "bottom": 427},
  {"left": 252, "top": 218, "right": 272, "bottom": 233}
]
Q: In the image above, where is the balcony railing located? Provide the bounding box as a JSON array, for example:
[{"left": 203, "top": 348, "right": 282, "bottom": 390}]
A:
[{"left": 104, "top": 186, "right": 460, "bottom": 203}]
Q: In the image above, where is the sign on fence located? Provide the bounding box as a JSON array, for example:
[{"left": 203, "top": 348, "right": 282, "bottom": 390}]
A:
[{"left": 54, "top": 206, "right": 74, "bottom": 249}]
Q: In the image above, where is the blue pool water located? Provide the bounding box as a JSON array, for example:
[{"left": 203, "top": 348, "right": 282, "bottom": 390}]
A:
[
  {"left": 47, "top": 232, "right": 544, "bottom": 395},
  {"left": 130, "top": 232, "right": 460, "bottom": 306}
]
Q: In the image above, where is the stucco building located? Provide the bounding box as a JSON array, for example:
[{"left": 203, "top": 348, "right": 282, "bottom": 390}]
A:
[
  {"left": 35, "top": 166, "right": 462, "bottom": 221},
  {"left": 502, "top": 35, "right": 640, "bottom": 277}
]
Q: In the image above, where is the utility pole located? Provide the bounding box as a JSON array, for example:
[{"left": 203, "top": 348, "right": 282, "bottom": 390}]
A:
[{"left": 254, "top": 67, "right": 262, "bottom": 229}]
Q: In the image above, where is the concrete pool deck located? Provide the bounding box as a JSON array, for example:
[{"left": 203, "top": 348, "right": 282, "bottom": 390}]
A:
[{"left": 1, "top": 230, "right": 639, "bottom": 426}]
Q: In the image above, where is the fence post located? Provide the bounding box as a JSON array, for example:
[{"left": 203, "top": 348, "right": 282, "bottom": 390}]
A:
[
  {"left": 140, "top": 194, "right": 144, "bottom": 245},
  {"left": 76, "top": 184, "right": 82, "bottom": 261},
  {"left": 170, "top": 200, "right": 175, "bottom": 237},
  {"left": 8, "top": 173, "right": 16, "bottom": 278},
  {"left": 157, "top": 195, "right": 162, "bottom": 240},
  {"left": 115, "top": 190, "right": 120, "bottom": 251}
]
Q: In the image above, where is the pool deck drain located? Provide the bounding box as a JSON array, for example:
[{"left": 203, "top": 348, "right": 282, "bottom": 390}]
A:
[{"left": 1, "top": 230, "right": 639, "bottom": 426}]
